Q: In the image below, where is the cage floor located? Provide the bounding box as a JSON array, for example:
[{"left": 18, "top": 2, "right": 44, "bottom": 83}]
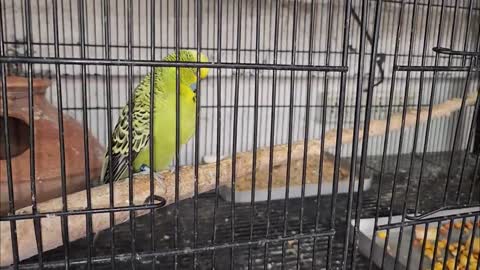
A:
[{"left": 19, "top": 151, "right": 480, "bottom": 269}]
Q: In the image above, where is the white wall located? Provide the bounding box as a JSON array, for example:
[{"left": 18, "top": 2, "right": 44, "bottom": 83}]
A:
[{"left": 2, "top": 0, "right": 479, "bottom": 165}]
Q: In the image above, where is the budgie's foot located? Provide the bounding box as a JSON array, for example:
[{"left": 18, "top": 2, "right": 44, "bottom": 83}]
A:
[
  {"left": 138, "top": 164, "right": 151, "bottom": 175},
  {"left": 137, "top": 164, "right": 164, "bottom": 184},
  {"left": 168, "top": 165, "right": 175, "bottom": 174}
]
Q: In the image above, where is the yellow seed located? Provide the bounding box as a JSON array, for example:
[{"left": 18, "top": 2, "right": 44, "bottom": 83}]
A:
[
  {"left": 464, "top": 221, "right": 473, "bottom": 230},
  {"left": 416, "top": 227, "right": 438, "bottom": 241},
  {"left": 472, "top": 237, "right": 480, "bottom": 254},
  {"left": 465, "top": 236, "right": 472, "bottom": 247},
  {"left": 440, "top": 226, "right": 449, "bottom": 235},
  {"left": 438, "top": 240, "right": 447, "bottom": 249},
  {"left": 377, "top": 231, "right": 387, "bottom": 239},
  {"left": 454, "top": 222, "right": 463, "bottom": 229},
  {"left": 425, "top": 249, "right": 434, "bottom": 260},
  {"left": 459, "top": 254, "right": 468, "bottom": 267},
  {"left": 449, "top": 243, "right": 459, "bottom": 254},
  {"left": 446, "top": 258, "right": 455, "bottom": 270},
  {"left": 434, "top": 262, "right": 444, "bottom": 270}
]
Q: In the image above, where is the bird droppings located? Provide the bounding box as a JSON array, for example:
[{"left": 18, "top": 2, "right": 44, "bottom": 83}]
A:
[
  {"left": 163, "top": 235, "right": 170, "bottom": 240},
  {"left": 202, "top": 154, "right": 228, "bottom": 164},
  {"left": 286, "top": 248, "right": 297, "bottom": 256}
]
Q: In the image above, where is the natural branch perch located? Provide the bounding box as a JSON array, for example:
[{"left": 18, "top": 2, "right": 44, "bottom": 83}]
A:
[{"left": 0, "top": 91, "right": 477, "bottom": 266}]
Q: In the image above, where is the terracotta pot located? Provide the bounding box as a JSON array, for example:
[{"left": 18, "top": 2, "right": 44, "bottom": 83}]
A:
[{"left": 0, "top": 76, "right": 105, "bottom": 214}]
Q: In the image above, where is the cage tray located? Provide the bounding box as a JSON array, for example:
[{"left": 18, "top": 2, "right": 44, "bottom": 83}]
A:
[
  {"left": 219, "top": 178, "right": 372, "bottom": 203},
  {"left": 202, "top": 152, "right": 372, "bottom": 203},
  {"left": 351, "top": 206, "right": 480, "bottom": 270}
]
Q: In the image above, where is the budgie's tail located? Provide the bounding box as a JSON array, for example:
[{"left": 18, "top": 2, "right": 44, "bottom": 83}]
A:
[
  {"left": 100, "top": 151, "right": 131, "bottom": 184},
  {"left": 99, "top": 155, "right": 110, "bottom": 184}
]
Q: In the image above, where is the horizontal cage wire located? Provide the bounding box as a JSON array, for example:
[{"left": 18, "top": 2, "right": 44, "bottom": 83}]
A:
[{"left": 0, "top": 0, "right": 479, "bottom": 269}]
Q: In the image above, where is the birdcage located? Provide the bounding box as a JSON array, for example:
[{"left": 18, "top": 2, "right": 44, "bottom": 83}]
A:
[{"left": 0, "top": 0, "right": 479, "bottom": 269}]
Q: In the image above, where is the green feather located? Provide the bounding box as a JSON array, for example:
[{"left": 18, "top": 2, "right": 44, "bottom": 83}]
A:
[{"left": 100, "top": 50, "right": 210, "bottom": 183}]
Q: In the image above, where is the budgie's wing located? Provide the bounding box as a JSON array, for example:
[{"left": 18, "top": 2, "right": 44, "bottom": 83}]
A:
[{"left": 102, "top": 101, "right": 151, "bottom": 183}]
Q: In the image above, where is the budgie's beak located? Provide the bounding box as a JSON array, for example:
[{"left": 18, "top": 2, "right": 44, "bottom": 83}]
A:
[{"left": 199, "top": 67, "right": 210, "bottom": 79}]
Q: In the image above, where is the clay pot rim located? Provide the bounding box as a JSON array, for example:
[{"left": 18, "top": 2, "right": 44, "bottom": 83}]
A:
[{"left": 0, "top": 76, "right": 51, "bottom": 96}]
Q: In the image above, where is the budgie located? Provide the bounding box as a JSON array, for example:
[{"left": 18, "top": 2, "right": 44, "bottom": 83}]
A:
[{"left": 100, "top": 50, "right": 210, "bottom": 184}]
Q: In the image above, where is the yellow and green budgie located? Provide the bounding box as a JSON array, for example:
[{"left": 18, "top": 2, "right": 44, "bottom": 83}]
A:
[{"left": 100, "top": 50, "right": 210, "bottom": 183}]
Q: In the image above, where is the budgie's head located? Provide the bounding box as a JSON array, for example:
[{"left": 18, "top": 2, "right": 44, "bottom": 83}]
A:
[{"left": 163, "top": 50, "right": 210, "bottom": 86}]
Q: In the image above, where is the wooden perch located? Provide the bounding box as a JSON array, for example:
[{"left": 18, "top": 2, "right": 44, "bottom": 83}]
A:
[
  {"left": 0, "top": 91, "right": 477, "bottom": 266},
  {"left": 229, "top": 91, "right": 478, "bottom": 173}
]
